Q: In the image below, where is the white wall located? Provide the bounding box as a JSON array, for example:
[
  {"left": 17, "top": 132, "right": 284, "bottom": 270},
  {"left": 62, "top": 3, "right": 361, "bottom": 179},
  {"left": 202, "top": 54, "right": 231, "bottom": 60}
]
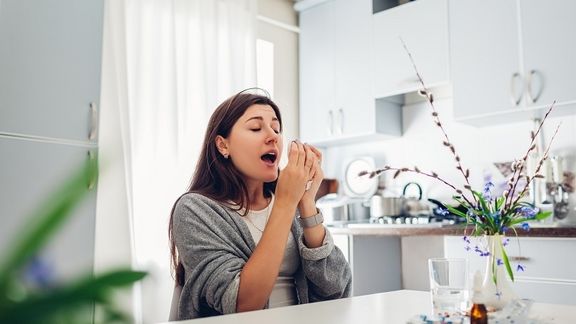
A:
[
  {"left": 257, "top": 0, "right": 300, "bottom": 164},
  {"left": 324, "top": 88, "right": 576, "bottom": 224}
]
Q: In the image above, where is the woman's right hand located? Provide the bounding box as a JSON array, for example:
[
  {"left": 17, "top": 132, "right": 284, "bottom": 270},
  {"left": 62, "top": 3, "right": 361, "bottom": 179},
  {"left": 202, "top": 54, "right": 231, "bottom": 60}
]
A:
[{"left": 275, "top": 141, "right": 311, "bottom": 207}]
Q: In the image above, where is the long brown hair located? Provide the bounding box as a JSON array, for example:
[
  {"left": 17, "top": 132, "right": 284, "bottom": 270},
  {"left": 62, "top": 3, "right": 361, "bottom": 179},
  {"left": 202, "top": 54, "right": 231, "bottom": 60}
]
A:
[{"left": 169, "top": 89, "right": 283, "bottom": 286}]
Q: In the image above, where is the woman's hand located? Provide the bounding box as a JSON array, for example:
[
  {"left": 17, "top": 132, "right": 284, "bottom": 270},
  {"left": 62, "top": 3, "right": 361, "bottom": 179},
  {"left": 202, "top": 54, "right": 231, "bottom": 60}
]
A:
[
  {"left": 275, "top": 141, "right": 310, "bottom": 208},
  {"left": 298, "top": 144, "right": 323, "bottom": 217}
]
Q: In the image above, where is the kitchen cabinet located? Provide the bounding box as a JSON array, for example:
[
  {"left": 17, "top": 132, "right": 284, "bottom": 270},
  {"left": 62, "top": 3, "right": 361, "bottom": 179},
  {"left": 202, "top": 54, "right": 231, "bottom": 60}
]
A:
[
  {"left": 0, "top": 137, "right": 97, "bottom": 320},
  {"left": 329, "top": 232, "right": 402, "bottom": 296},
  {"left": 298, "top": 0, "right": 402, "bottom": 146},
  {"left": 450, "top": 0, "right": 576, "bottom": 125},
  {"left": 372, "top": 0, "right": 450, "bottom": 98},
  {"left": 444, "top": 236, "right": 576, "bottom": 305},
  {"left": 0, "top": 0, "right": 104, "bottom": 142}
]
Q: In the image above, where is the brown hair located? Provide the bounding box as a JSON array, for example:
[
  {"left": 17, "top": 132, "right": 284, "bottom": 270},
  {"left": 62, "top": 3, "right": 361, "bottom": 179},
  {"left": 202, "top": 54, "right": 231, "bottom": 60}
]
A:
[{"left": 169, "top": 89, "right": 283, "bottom": 286}]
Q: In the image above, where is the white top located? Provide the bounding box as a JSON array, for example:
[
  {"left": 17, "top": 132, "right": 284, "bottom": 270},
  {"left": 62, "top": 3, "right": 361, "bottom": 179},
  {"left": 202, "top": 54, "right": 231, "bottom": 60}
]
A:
[
  {"left": 237, "top": 195, "right": 300, "bottom": 308},
  {"left": 163, "top": 290, "right": 576, "bottom": 324}
]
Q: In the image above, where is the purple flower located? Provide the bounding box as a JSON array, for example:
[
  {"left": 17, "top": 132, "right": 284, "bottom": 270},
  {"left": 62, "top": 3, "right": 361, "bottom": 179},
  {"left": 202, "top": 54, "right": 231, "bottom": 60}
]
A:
[
  {"left": 462, "top": 236, "right": 471, "bottom": 244},
  {"left": 521, "top": 222, "right": 530, "bottom": 231},
  {"left": 517, "top": 264, "right": 526, "bottom": 272},
  {"left": 437, "top": 208, "right": 450, "bottom": 216},
  {"left": 495, "top": 291, "right": 502, "bottom": 300},
  {"left": 502, "top": 237, "right": 510, "bottom": 246},
  {"left": 518, "top": 206, "right": 539, "bottom": 219},
  {"left": 497, "top": 258, "right": 504, "bottom": 266},
  {"left": 464, "top": 245, "right": 471, "bottom": 251},
  {"left": 23, "top": 255, "right": 54, "bottom": 289},
  {"left": 483, "top": 181, "right": 494, "bottom": 201}
]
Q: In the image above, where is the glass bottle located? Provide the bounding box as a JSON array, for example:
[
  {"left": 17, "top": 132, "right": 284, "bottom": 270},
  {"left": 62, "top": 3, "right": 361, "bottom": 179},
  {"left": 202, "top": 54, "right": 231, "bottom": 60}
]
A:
[{"left": 470, "top": 271, "right": 488, "bottom": 324}]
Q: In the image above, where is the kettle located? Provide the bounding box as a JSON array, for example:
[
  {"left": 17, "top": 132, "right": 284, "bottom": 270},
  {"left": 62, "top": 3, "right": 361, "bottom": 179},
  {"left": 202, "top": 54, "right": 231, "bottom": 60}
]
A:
[{"left": 402, "top": 182, "right": 427, "bottom": 216}]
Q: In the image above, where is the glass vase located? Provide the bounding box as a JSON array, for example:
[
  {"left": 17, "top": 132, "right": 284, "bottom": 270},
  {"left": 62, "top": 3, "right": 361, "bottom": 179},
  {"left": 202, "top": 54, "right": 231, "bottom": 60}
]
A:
[{"left": 481, "top": 234, "right": 517, "bottom": 310}]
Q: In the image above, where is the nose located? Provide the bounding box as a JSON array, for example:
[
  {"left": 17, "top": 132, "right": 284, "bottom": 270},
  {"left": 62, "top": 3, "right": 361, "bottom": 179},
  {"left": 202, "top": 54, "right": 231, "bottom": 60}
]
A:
[{"left": 265, "top": 127, "right": 279, "bottom": 144}]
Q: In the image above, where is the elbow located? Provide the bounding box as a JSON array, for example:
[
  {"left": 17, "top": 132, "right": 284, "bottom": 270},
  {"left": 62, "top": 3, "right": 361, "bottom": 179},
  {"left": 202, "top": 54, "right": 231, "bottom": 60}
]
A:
[{"left": 236, "top": 299, "right": 266, "bottom": 313}]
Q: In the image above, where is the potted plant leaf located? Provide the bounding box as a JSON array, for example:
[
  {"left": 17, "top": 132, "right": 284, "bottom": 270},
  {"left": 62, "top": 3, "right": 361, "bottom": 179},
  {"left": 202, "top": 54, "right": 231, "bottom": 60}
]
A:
[{"left": 0, "top": 157, "right": 146, "bottom": 323}]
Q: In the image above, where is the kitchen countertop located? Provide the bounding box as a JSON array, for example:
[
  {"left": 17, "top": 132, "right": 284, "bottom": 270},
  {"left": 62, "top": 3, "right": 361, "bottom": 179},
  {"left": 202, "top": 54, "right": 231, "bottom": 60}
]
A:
[
  {"left": 327, "top": 223, "right": 576, "bottom": 237},
  {"left": 162, "top": 290, "right": 576, "bottom": 324}
]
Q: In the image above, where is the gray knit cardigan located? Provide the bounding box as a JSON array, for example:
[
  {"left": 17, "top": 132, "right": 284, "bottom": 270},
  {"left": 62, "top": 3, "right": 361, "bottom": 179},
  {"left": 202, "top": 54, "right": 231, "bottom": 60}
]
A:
[{"left": 171, "top": 192, "right": 352, "bottom": 320}]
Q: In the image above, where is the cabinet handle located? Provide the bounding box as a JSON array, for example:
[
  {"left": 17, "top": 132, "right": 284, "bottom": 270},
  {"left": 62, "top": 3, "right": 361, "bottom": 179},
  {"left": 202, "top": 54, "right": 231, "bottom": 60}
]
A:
[
  {"left": 508, "top": 256, "right": 530, "bottom": 262},
  {"left": 338, "top": 108, "right": 344, "bottom": 135},
  {"left": 527, "top": 69, "right": 544, "bottom": 104},
  {"left": 87, "top": 150, "right": 97, "bottom": 190},
  {"left": 510, "top": 72, "right": 524, "bottom": 106},
  {"left": 88, "top": 102, "right": 98, "bottom": 141},
  {"left": 328, "top": 110, "right": 334, "bottom": 135}
]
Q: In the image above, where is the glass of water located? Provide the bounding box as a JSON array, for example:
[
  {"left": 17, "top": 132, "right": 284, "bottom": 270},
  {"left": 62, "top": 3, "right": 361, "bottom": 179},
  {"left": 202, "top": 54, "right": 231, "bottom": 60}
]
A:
[{"left": 428, "top": 258, "right": 469, "bottom": 317}]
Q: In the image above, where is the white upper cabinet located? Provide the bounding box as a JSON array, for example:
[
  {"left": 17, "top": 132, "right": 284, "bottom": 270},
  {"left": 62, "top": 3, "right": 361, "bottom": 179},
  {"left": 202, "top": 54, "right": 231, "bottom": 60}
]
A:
[
  {"left": 520, "top": 0, "right": 576, "bottom": 108},
  {"left": 450, "top": 0, "right": 576, "bottom": 125},
  {"left": 299, "top": 0, "right": 336, "bottom": 144},
  {"left": 0, "top": 0, "right": 104, "bottom": 142},
  {"left": 298, "top": 0, "right": 402, "bottom": 146},
  {"left": 372, "top": 0, "right": 450, "bottom": 98}
]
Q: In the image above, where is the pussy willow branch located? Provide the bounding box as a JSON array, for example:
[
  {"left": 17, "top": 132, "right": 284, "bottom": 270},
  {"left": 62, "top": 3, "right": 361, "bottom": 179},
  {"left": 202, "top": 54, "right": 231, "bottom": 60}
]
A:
[
  {"left": 400, "top": 38, "right": 475, "bottom": 204},
  {"left": 360, "top": 167, "right": 475, "bottom": 207},
  {"left": 510, "top": 123, "right": 561, "bottom": 209},
  {"left": 505, "top": 101, "right": 556, "bottom": 209}
]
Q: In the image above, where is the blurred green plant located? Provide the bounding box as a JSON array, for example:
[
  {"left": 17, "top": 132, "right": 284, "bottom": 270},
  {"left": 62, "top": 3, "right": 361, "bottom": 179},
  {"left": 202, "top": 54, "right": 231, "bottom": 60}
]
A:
[{"left": 0, "top": 157, "right": 146, "bottom": 323}]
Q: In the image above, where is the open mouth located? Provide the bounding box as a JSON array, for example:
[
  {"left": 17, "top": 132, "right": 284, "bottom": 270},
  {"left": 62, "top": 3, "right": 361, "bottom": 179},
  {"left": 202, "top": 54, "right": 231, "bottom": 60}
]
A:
[{"left": 260, "top": 152, "right": 277, "bottom": 164}]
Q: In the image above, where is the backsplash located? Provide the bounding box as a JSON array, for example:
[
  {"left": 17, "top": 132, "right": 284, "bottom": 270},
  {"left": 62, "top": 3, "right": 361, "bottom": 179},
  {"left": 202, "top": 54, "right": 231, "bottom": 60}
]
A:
[{"left": 322, "top": 93, "right": 576, "bottom": 223}]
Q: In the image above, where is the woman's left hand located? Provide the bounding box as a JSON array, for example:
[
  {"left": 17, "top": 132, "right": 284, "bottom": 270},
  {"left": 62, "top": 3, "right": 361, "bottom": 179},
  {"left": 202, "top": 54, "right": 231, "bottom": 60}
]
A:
[{"left": 298, "top": 144, "right": 323, "bottom": 215}]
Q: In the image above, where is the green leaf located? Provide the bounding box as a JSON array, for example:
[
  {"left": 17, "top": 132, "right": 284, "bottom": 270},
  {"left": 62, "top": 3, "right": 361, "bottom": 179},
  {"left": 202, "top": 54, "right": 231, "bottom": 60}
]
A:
[
  {"left": 535, "top": 211, "right": 552, "bottom": 221},
  {"left": 446, "top": 205, "right": 468, "bottom": 218},
  {"left": 0, "top": 158, "right": 98, "bottom": 293},
  {"left": 0, "top": 269, "right": 146, "bottom": 323},
  {"left": 495, "top": 196, "right": 505, "bottom": 212},
  {"left": 499, "top": 240, "right": 515, "bottom": 282},
  {"left": 472, "top": 190, "right": 490, "bottom": 214}
]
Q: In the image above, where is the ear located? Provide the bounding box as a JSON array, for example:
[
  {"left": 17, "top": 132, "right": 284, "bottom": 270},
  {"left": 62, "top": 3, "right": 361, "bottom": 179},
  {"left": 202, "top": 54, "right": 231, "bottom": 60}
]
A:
[{"left": 215, "top": 135, "right": 229, "bottom": 158}]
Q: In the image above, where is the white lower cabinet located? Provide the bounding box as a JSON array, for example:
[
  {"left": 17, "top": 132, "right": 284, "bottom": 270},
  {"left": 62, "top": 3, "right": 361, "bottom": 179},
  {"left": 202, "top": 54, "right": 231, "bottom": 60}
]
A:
[
  {"left": 444, "top": 236, "right": 576, "bottom": 305},
  {"left": 331, "top": 232, "right": 402, "bottom": 296}
]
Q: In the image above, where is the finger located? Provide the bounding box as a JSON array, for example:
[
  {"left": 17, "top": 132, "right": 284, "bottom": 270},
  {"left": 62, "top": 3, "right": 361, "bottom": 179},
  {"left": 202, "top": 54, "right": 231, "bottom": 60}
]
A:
[
  {"left": 303, "top": 144, "right": 316, "bottom": 173},
  {"left": 308, "top": 145, "right": 322, "bottom": 161},
  {"left": 287, "top": 141, "right": 298, "bottom": 165},
  {"left": 295, "top": 141, "right": 306, "bottom": 168}
]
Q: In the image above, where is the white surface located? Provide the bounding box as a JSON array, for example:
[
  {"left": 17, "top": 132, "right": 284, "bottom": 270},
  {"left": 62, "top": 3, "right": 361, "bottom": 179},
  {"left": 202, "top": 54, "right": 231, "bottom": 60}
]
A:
[
  {"left": 450, "top": 0, "right": 576, "bottom": 124},
  {"left": 163, "top": 290, "right": 576, "bottom": 324},
  {"left": 372, "top": 0, "right": 450, "bottom": 98},
  {"left": 347, "top": 223, "right": 443, "bottom": 229}
]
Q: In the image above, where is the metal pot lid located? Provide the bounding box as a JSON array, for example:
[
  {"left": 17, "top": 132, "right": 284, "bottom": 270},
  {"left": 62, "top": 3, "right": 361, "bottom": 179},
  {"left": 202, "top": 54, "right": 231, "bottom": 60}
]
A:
[{"left": 343, "top": 157, "right": 377, "bottom": 198}]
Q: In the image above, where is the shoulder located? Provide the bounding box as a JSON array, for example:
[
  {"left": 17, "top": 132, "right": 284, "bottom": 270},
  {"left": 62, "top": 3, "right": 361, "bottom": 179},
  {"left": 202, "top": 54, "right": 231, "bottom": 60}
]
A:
[{"left": 173, "top": 193, "right": 230, "bottom": 222}]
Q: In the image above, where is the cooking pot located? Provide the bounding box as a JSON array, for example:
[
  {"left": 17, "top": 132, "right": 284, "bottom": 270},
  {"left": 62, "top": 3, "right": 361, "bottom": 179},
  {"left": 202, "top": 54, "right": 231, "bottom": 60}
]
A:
[
  {"left": 369, "top": 194, "right": 403, "bottom": 218},
  {"left": 316, "top": 193, "right": 349, "bottom": 225}
]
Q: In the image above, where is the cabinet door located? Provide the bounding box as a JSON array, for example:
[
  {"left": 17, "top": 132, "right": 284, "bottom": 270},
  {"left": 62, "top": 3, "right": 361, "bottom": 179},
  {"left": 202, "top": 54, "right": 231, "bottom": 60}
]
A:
[
  {"left": 520, "top": 0, "right": 576, "bottom": 108},
  {"left": 333, "top": 0, "right": 375, "bottom": 137},
  {"left": 450, "top": 0, "right": 522, "bottom": 119},
  {"left": 0, "top": 137, "right": 97, "bottom": 290},
  {"left": 0, "top": 0, "right": 104, "bottom": 142},
  {"left": 299, "top": 1, "right": 336, "bottom": 143},
  {"left": 373, "top": 0, "right": 449, "bottom": 98}
]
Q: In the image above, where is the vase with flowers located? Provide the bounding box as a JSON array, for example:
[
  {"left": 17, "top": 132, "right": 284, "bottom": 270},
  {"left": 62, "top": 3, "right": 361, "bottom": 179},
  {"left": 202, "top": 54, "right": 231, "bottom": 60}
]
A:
[{"left": 360, "top": 40, "right": 557, "bottom": 310}]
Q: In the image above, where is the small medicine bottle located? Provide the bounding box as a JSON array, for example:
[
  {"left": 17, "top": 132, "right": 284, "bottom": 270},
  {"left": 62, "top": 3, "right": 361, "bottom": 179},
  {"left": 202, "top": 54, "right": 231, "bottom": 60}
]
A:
[{"left": 470, "top": 271, "right": 488, "bottom": 324}]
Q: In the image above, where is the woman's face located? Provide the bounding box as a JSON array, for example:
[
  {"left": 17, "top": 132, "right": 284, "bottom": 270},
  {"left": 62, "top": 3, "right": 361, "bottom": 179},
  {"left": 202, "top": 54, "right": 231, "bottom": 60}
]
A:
[{"left": 220, "top": 104, "right": 283, "bottom": 184}]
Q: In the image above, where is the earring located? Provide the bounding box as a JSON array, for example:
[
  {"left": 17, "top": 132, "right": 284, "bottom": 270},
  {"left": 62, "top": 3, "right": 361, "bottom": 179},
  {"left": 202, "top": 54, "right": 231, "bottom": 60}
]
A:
[{"left": 223, "top": 153, "right": 229, "bottom": 159}]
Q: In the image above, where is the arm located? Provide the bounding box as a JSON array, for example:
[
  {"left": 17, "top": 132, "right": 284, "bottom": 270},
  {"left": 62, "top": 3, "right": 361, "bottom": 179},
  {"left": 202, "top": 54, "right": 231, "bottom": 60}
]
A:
[{"left": 236, "top": 141, "right": 311, "bottom": 312}]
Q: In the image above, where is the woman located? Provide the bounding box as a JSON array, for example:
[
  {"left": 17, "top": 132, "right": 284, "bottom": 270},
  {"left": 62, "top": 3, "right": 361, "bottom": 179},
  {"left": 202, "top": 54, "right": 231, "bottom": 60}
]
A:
[{"left": 169, "top": 90, "right": 351, "bottom": 320}]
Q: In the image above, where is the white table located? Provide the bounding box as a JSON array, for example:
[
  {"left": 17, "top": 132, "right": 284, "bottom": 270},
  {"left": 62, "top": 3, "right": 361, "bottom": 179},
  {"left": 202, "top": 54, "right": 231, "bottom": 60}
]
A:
[{"left": 165, "top": 290, "right": 576, "bottom": 324}]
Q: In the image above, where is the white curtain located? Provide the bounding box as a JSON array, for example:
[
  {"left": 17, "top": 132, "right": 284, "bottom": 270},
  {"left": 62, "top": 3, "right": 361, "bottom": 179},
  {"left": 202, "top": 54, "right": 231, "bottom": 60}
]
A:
[{"left": 98, "top": 0, "right": 257, "bottom": 322}]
